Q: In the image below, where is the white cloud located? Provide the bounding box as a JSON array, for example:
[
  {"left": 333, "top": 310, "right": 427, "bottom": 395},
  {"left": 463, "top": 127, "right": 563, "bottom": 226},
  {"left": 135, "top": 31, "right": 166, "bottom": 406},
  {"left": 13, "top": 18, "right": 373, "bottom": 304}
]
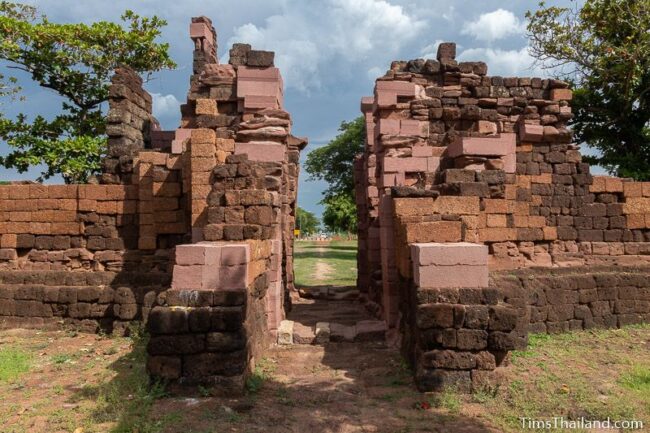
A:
[
  {"left": 367, "top": 66, "right": 384, "bottom": 81},
  {"left": 151, "top": 92, "right": 180, "bottom": 121},
  {"left": 461, "top": 9, "right": 525, "bottom": 42},
  {"left": 420, "top": 40, "right": 445, "bottom": 59},
  {"left": 227, "top": 0, "right": 426, "bottom": 92},
  {"left": 458, "top": 47, "right": 547, "bottom": 77}
]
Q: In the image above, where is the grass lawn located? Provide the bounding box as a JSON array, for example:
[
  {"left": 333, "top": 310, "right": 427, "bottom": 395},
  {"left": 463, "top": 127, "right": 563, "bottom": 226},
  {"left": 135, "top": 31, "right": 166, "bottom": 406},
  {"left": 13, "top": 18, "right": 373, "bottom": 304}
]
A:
[
  {"left": 293, "top": 239, "right": 357, "bottom": 287},
  {"left": 471, "top": 324, "right": 650, "bottom": 432}
]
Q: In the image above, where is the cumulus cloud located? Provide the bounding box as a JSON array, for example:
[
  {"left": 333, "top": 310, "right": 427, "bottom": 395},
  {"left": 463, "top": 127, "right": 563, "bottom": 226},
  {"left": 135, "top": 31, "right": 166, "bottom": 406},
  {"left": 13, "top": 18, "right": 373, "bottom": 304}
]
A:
[
  {"left": 151, "top": 93, "right": 180, "bottom": 127},
  {"left": 227, "top": 0, "right": 426, "bottom": 92},
  {"left": 420, "top": 40, "right": 445, "bottom": 59},
  {"left": 458, "top": 47, "right": 546, "bottom": 77},
  {"left": 461, "top": 9, "right": 525, "bottom": 42}
]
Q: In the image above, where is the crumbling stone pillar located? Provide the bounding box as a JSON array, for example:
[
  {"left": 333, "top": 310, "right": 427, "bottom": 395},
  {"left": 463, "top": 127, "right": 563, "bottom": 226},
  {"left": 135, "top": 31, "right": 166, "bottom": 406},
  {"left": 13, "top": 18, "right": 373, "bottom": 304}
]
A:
[
  {"left": 190, "top": 16, "right": 218, "bottom": 74},
  {"left": 103, "top": 67, "right": 157, "bottom": 184},
  {"left": 146, "top": 16, "right": 305, "bottom": 392}
]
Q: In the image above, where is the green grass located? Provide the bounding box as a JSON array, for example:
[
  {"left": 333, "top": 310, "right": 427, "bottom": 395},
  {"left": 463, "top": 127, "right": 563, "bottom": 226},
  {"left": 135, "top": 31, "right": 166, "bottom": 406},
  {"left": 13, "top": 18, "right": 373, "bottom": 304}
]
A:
[
  {"left": 76, "top": 325, "right": 174, "bottom": 433},
  {"left": 293, "top": 240, "right": 357, "bottom": 287},
  {"left": 0, "top": 346, "right": 31, "bottom": 383},
  {"left": 477, "top": 324, "right": 650, "bottom": 432},
  {"left": 620, "top": 365, "right": 650, "bottom": 393},
  {"left": 246, "top": 357, "right": 276, "bottom": 394}
]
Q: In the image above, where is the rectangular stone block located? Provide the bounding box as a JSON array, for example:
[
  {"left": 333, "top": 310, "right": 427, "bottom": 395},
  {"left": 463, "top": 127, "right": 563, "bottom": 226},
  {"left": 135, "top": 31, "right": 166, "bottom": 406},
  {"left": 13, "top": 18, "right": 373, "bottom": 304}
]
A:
[
  {"left": 550, "top": 88, "right": 573, "bottom": 101},
  {"left": 393, "top": 198, "right": 434, "bottom": 216},
  {"left": 447, "top": 133, "right": 515, "bottom": 158},
  {"left": 220, "top": 244, "right": 250, "bottom": 266},
  {"left": 375, "top": 80, "right": 416, "bottom": 94},
  {"left": 431, "top": 196, "right": 480, "bottom": 215},
  {"left": 519, "top": 123, "right": 544, "bottom": 142},
  {"left": 405, "top": 221, "right": 462, "bottom": 243},
  {"left": 411, "top": 242, "right": 488, "bottom": 266},
  {"left": 243, "top": 95, "right": 279, "bottom": 109},
  {"left": 175, "top": 243, "right": 223, "bottom": 266},
  {"left": 623, "top": 197, "right": 650, "bottom": 214},
  {"left": 383, "top": 156, "right": 428, "bottom": 173},
  {"left": 234, "top": 142, "right": 285, "bottom": 162},
  {"left": 415, "top": 264, "right": 488, "bottom": 288}
]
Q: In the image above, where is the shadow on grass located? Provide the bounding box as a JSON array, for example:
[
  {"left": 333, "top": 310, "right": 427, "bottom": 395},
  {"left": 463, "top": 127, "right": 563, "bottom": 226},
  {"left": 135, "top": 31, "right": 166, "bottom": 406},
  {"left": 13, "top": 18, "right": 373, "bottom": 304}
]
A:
[
  {"left": 68, "top": 326, "right": 180, "bottom": 433},
  {"left": 293, "top": 249, "right": 357, "bottom": 261},
  {"left": 296, "top": 244, "right": 358, "bottom": 252}
]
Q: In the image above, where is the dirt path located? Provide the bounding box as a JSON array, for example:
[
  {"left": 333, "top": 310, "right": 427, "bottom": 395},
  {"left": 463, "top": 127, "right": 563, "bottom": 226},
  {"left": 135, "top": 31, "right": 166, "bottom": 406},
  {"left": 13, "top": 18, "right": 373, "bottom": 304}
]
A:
[
  {"left": 312, "top": 245, "right": 334, "bottom": 281},
  {"left": 153, "top": 342, "right": 500, "bottom": 433}
]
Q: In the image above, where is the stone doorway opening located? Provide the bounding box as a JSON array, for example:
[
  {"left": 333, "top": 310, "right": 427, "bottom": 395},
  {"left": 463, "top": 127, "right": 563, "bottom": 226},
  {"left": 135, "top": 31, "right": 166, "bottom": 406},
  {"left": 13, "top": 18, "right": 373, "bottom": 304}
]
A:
[{"left": 281, "top": 238, "right": 388, "bottom": 345}]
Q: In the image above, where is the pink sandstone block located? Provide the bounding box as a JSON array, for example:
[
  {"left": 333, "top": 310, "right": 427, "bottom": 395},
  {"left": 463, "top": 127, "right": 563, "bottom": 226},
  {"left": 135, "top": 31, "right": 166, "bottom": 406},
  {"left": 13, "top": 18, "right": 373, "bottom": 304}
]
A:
[
  {"left": 171, "top": 264, "right": 221, "bottom": 290},
  {"left": 175, "top": 243, "right": 222, "bottom": 266},
  {"left": 368, "top": 186, "right": 378, "bottom": 198},
  {"left": 519, "top": 123, "right": 544, "bottom": 142},
  {"left": 220, "top": 244, "right": 250, "bottom": 266},
  {"left": 400, "top": 119, "right": 426, "bottom": 137},
  {"left": 503, "top": 153, "right": 516, "bottom": 174},
  {"left": 414, "top": 264, "right": 488, "bottom": 288},
  {"left": 201, "top": 266, "right": 221, "bottom": 290},
  {"left": 176, "top": 245, "right": 205, "bottom": 265},
  {"left": 383, "top": 157, "right": 428, "bottom": 173},
  {"left": 376, "top": 90, "right": 397, "bottom": 108},
  {"left": 427, "top": 157, "right": 440, "bottom": 172},
  {"left": 244, "top": 95, "right": 279, "bottom": 109},
  {"left": 411, "top": 242, "right": 488, "bottom": 266},
  {"left": 237, "top": 80, "right": 281, "bottom": 98},
  {"left": 378, "top": 118, "right": 400, "bottom": 135},
  {"left": 171, "top": 265, "right": 203, "bottom": 290},
  {"left": 360, "top": 96, "right": 374, "bottom": 112},
  {"left": 171, "top": 140, "right": 183, "bottom": 154},
  {"left": 238, "top": 66, "right": 281, "bottom": 80},
  {"left": 190, "top": 22, "right": 212, "bottom": 40},
  {"left": 218, "top": 265, "right": 248, "bottom": 290},
  {"left": 412, "top": 146, "right": 433, "bottom": 157},
  {"left": 175, "top": 128, "right": 192, "bottom": 141},
  {"left": 447, "top": 133, "right": 516, "bottom": 158},
  {"left": 376, "top": 80, "right": 416, "bottom": 95},
  {"left": 235, "top": 142, "right": 286, "bottom": 162}
]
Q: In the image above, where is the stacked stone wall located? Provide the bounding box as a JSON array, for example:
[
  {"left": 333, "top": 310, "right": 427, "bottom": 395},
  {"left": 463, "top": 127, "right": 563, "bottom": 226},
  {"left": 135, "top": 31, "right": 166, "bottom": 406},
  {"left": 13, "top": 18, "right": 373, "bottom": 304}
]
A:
[
  {"left": 493, "top": 266, "right": 650, "bottom": 334},
  {"left": 0, "top": 16, "right": 303, "bottom": 394},
  {"left": 355, "top": 42, "right": 650, "bottom": 391},
  {"left": 142, "top": 17, "right": 304, "bottom": 390}
]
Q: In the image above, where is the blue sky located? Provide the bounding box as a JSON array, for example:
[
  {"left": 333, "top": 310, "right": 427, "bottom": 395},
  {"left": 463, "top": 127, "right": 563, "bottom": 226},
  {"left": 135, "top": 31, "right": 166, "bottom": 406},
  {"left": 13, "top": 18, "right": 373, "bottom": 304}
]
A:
[{"left": 0, "top": 0, "right": 581, "bottom": 218}]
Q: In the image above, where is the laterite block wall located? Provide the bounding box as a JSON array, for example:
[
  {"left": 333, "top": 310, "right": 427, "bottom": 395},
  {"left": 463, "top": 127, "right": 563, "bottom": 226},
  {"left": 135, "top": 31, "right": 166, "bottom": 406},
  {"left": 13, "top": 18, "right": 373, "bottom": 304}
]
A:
[{"left": 355, "top": 42, "right": 650, "bottom": 391}]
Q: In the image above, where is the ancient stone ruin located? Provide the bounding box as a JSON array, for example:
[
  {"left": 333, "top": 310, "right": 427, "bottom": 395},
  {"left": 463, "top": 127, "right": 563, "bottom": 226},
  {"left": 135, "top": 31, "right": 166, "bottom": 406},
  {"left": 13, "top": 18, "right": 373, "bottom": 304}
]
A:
[
  {"left": 0, "top": 19, "right": 649, "bottom": 394},
  {"left": 354, "top": 42, "right": 650, "bottom": 391}
]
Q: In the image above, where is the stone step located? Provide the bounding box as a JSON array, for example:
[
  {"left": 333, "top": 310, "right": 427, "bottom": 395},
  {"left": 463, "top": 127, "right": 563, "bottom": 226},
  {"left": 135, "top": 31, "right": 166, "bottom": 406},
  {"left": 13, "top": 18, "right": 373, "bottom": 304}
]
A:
[
  {"left": 297, "top": 285, "right": 359, "bottom": 301},
  {"left": 277, "top": 319, "right": 387, "bottom": 345}
]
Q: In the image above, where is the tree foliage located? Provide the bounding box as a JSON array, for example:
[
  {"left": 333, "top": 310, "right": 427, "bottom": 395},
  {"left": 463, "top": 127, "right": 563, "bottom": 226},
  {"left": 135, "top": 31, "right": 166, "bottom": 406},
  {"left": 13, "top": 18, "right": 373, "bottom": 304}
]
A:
[
  {"left": 322, "top": 194, "right": 357, "bottom": 234},
  {"left": 305, "top": 116, "right": 364, "bottom": 233},
  {"left": 0, "top": 2, "right": 175, "bottom": 182},
  {"left": 296, "top": 206, "right": 320, "bottom": 236},
  {"left": 527, "top": 0, "right": 650, "bottom": 179},
  {"left": 304, "top": 116, "right": 365, "bottom": 200}
]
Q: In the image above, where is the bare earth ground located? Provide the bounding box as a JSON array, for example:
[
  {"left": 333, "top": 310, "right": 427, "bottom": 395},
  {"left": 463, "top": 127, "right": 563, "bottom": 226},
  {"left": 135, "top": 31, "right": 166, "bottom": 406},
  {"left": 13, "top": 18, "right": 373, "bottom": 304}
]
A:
[{"left": 1, "top": 325, "right": 649, "bottom": 433}]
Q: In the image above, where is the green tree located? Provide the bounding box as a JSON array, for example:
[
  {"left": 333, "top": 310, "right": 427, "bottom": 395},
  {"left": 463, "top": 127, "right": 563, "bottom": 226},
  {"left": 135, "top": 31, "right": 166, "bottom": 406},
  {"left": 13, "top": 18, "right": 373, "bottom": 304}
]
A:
[
  {"left": 305, "top": 116, "right": 364, "bottom": 232},
  {"left": 527, "top": 0, "right": 650, "bottom": 179},
  {"left": 322, "top": 194, "right": 357, "bottom": 235},
  {"left": 0, "top": 2, "right": 175, "bottom": 182},
  {"left": 296, "top": 206, "right": 320, "bottom": 236}
]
